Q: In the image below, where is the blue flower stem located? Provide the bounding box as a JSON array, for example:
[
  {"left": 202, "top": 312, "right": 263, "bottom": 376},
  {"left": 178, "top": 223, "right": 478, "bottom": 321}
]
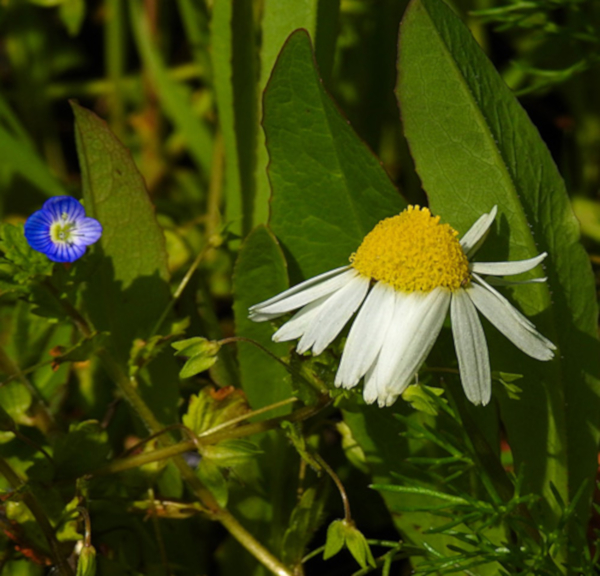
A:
[{"left": 44, "top": 281, "right": 294, "bottom": 576}]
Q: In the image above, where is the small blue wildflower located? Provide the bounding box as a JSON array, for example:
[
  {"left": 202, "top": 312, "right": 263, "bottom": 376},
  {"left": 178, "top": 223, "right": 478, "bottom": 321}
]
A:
[{"left": 24, "top": 196, "right": 102, "bottom": 263}]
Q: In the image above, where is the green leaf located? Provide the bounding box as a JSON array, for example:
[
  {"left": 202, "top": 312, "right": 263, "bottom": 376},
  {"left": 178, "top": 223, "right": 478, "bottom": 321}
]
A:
[
  {"left": 59, "top": 0, "right": 85, "bottom": 36},
  {"left": 0, "top": 223, "right": 54, "bottom": 283},
  {"left": 256, "top": 2, "right": 341, "bottom": 229},
  {"left": 197, "top": 458, "right": 228, "bottom": 508},
  {"left": 56, "top": 497, "right": 83, "bottom": 543},
  {"left": 72, "top": 101, "right": 180, "bottom": 424},
  {"left": 401, "top": 385, "right": 446, "bottom": 416},
  {"left": 53, "top": 420, "right": 110, "bottom": 479},
  {"left": 0, "top": 117, "right": 66, "bottom": 198},
  {"left": 128, "top": 317, "right": 189, "bottom": 377},
  {"left": 264, "top": 30, "right": 405, "bottom": 280},
  {"left": 345, "top": 524, "right": 376, "bottom": 569},
  {"left": 0, "top": 382, "right": 32, "bottom": 424},
  {"left": 323, "top": 519, "right": 346, "bottom": 560},
  {"left": 172, "top": 336, "right": 221, "bottom": 379},
  {"left": 182, "top": 386, "right": 250, "bottom": 436},
  {"left": 211, "top": 0, "right": 257, "bottom": 238},
  {"left": 232, "top": 225, "right": 292, "bottom": 413},
  {"left": 397, "top": 0, "right": 600, "bottom": 546},
  {"left": 281, "top": 484, "right": 328, "bottom": 565},
  {"left": 202, "top": 439, "right": 262, "bottom": 468}
]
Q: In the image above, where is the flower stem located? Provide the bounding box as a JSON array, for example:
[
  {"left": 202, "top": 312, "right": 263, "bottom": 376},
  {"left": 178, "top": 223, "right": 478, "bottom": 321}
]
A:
[{"left": 313, "top": 453, "right": 352, "bottom": 523}]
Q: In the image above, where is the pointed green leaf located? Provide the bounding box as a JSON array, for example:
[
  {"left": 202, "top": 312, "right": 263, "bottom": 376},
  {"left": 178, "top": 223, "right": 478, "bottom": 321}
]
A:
[
  {"left": 72, "top": 102, "right": 180, "bottom": 423},
  {"left": 398, "top": 0, "right": 600, "bottom": 543},
  {"left": 265, "top": 30, "right": 405, "bottom": 280}
]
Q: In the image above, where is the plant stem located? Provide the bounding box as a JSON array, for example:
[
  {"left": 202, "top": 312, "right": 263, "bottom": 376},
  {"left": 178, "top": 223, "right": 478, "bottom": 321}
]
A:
[
  {"left": 93, "top": 398, "right": 330, "bottom": 477},
  {"left": 314, "top": 453, "right": 352, "bottom": 523},
  {"left": 0, "top": 457, "right": 74, "bottom": 576}
]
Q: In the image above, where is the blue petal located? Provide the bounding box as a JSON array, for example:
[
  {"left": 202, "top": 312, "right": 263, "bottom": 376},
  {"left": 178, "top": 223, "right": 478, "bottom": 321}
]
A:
[
  {"left": 73, "top": 217, "right": 102, "bottom": 246},
  {"left": 46, "top": 242, "right": 86, "bottom": 263},
  {"left": 24, "top": 210, "right": 53, "bottom": 251},
  {"left": 42, "top": 196, "right": 85, "bottom": 222}
]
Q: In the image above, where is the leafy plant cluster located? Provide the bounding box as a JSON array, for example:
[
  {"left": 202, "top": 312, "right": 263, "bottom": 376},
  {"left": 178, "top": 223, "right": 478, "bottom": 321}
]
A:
[{"left": 0, "top": 1, "right": 599, "bottom": 576}]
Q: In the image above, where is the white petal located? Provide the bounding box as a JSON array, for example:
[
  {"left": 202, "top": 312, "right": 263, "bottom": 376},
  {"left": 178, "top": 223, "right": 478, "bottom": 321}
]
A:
[
  {"left": 364, "top": 291, "right": 415, "bottom": 402},
  {"left": 485, "top": 277, "right": 547, "bottom": 287},
  {"left": 459, "top": 206, "right": 498, "bottom": 258},
  {"left": 381, "top": 288, "right": 451, "bottom": 404},
  {"left": 335, "top": 282, "right": 396, "bottom": 389},
  {"left": 248, "top": 266, "right": 352, "bottom": 319},
  {"left": 467, "top": 283, "right": 556, "bottom": 361},
  {"left": 363, "top": 289, "right": 450, "bottom": 407},
  {"left": 451, "top": 290, "right": 491, "bottom": 406},
  {"left": 470, "top": 252, "right": 547, "bottom": 277},
  {"left": 472, "top": 273, "right": 535, "bottom": 331},
  {"left": 297, "top": 274, "right": 370, "bottom": 355},
  {"left": 362, "top": 362, "right": 380, "bottom": 405},
  {"left": 272, "top": 296, "right": 330, "bottom": 342}
]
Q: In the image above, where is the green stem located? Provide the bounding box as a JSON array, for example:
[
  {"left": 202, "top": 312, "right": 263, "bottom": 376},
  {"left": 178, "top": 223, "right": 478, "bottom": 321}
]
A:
[
  {"left": 313, "top": 453, "right": 352, "bottom": 523},
  {"left": 93, "top": 399, "right": 330, "bottom": 477},
  {"left": 0, "top": 457, "right": 74, "bottom": 576}
]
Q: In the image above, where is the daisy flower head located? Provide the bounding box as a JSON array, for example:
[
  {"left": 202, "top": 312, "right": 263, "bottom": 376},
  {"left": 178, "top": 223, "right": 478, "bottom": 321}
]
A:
[
  {"left": 24, "top": 196, "right": 102, "bottom": 263},
  {"left": 249, "top": 205, "right": 556, "bottom": 408}
]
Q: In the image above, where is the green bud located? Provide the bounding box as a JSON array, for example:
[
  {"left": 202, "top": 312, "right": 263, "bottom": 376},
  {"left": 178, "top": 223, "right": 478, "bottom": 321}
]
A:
[{"left": 76, "top": 545, "right": 96, "bottom": 576}]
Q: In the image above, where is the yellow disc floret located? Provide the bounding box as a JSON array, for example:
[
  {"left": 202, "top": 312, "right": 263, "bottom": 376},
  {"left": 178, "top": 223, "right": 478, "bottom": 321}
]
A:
[{"left": 350, "top": 206, "right": 470, "bottom": 292}]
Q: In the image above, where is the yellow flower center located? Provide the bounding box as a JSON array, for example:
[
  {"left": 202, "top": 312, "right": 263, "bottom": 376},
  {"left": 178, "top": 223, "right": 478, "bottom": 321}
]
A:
[
  {"left": 350, "top": 206, "right": 470, "bottom": 292},
  {"left": 50, "top": 221, "right": 76, "bottom": 244}
]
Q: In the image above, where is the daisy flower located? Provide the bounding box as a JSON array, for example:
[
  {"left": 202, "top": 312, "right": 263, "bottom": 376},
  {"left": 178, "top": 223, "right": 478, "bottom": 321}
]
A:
[
  {"left": 249, "top": 206, "right": 555, "bottom": 407},
  {"left": 24, "top": 196, "right": 102, "bottom": 263}
]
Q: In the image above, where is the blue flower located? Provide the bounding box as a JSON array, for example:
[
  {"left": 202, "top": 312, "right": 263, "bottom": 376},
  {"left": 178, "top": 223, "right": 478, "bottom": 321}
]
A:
[{"left": 24, "top": 196, "right": 103, "bottom": 263}]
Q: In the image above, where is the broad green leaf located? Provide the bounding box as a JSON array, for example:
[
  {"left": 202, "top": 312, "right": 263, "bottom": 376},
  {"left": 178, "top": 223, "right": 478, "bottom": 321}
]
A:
[
  {"left": 264, "top": 30, "right": 405, "bottom": 280},
  {"left": 211, "top": 0, "right": 257, "bottom": 238},
  {"left": 232, "top": 225, "right": 291, "bottom": 412},
  {"left": 256, "top": 2, "right": 341, "bottom": 229},
  {"left": 72, "top": 102, "right": 179, "bottom": 423},
  {"left": 398, "top": 0, "right": 600, "bottom": 550},
  {"left": 129, "top": 0, "right": 213, "bottom": 177}
]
